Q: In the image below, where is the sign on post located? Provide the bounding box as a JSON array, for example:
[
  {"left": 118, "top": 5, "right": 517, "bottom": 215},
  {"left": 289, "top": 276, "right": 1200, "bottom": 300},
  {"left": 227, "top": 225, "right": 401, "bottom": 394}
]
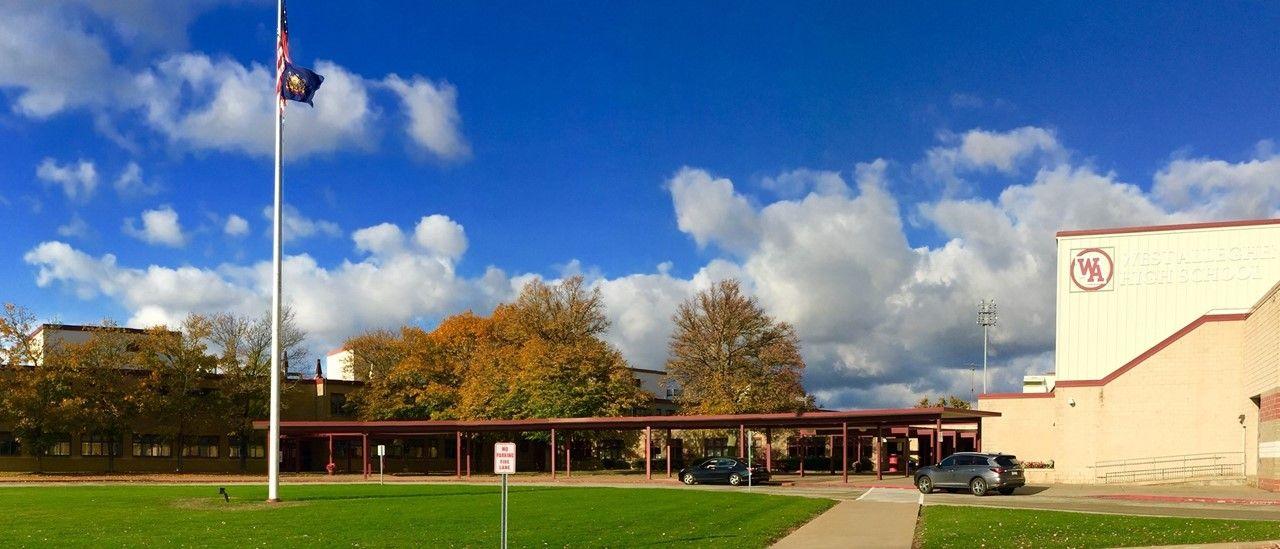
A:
[
  {"left": 494, "top": 442, "right": 516, "bottom": 549},
  {"left": 376, "top": 444, "right": 386, "bottom": 485}
]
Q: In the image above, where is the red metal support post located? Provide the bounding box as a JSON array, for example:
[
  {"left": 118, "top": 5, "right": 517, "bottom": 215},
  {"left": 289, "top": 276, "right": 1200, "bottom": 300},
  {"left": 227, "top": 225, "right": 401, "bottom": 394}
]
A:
[
  {"left": 665, "top": 428, "right": 672, "bottom": 478},
  {"left": 327, "top": 435, "right": 334, "bottom": 475},
  {"left": 976, "top": 419, "right": 983, "bottom": 452},
  {"left": 465, "top": 434, "right": 472, "bottom": 478},
  {"left": 841, "top": 422, "right": 848, "bottom": 483},
  {"left": 550, "top": 428, "right": 557, "bottom": 480},
  {"left": 566, "top": 432, "right": 571, "bottom": 478},
  {"left": 455, "top": 431, "right": 462, "bottom": 478},
  {"left": 362, "top": 434, "right": 369, "bottom": 479},
  {"left": 765, "top": 429, "right": 772, "bottom": 472},
  {"left": 799, "top": 436, "right": 806, "bottom": 477},
  {"left": 934, "top": 418, "right": 942, "bottom": 466},
  {"left": 644, "top": 426, "right": 652, "bottom": 480},
  {"left": 876, "top": 424, "right": 883, "bottom": 481},
  {"left": 738, "top": 424, "right": 746, "bottom": 459}
]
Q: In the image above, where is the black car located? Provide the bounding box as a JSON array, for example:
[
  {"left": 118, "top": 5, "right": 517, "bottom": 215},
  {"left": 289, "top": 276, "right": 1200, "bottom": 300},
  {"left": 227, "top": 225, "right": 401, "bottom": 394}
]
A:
[
  {"left": 679, "top": 457, "right": 769, "bottom": 486},
  {"left": 914, "top": 452, "right": 1025, "bottom": 496}
]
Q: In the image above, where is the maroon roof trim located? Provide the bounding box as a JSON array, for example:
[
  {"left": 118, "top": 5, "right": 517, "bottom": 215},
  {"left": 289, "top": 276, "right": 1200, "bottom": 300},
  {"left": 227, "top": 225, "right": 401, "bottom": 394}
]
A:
[
  {"left": 253, "top": 407, "right": 997, "bottom": 433},
  {"left": 1056, "top": 218, "right": 1280, "bottom": 238}
]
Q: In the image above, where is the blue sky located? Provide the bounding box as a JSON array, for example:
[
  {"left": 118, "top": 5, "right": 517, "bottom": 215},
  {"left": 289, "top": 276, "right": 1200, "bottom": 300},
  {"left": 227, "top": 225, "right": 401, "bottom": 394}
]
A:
[{"left": 4, "top": 1, "right": 1280, "bottom": 407}]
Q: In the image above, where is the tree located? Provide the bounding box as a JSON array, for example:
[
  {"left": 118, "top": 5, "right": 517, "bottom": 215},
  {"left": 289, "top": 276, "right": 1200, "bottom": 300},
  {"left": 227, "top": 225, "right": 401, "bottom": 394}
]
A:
[
  {"left": 208, "top": 308, "right": 306, "bottom": 472},
  {"left": 136, "top": 314, "right": 219, "bottom": 472},
  {"left": 914, "top": 395, "right": 972, "bottom": 410},
  {"left": 459, "top": 277, "right": 647, "bottom": 422},
  {"left": 665, "top": 279, "right": 814, "bottom": 414},
  {"left": 61, "top": 324, "right": 145, "bottom": 472},
  {"left": 348, "top": 325, "right": 459, "bottom": 421},
  {"left": 0, "top": 304, "right": 79, "bottom": 472}
]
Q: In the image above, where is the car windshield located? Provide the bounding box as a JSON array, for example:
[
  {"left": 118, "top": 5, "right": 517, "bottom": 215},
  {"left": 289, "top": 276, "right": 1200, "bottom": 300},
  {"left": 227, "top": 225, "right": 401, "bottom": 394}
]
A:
[{"left": 994, "top": 456, "right": 1019, "bottom": 467}]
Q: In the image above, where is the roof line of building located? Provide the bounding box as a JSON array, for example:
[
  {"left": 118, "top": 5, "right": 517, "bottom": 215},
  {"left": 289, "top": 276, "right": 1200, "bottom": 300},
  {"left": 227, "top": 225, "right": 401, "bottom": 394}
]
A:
[
  {"left": 1055, "top": 217, "right": 1280, "bottom": 238},
  {"left": 979, "top": 311, "right": 1250, "bottom": 400},
  {"left": 253, "top": 406, "right": 998, "bottom": 433}
]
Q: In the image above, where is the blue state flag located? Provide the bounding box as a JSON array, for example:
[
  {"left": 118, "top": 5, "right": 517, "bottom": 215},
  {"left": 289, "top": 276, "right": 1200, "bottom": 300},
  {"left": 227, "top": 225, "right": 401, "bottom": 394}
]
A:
[{"left": 280, "top": 62, "right": 324, "bottom": 106}]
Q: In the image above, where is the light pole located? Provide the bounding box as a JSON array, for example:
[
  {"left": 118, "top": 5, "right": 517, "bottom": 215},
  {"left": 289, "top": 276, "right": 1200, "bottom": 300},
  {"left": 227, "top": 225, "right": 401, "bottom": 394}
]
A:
[{"left": 977, "top": 299, "right": 998, "bottom": 394}]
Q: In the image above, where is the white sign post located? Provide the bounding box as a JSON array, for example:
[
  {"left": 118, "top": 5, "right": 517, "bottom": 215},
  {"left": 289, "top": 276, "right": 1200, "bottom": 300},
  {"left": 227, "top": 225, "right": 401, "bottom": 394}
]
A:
[
  {"left": 376, "top": 444, "right": 386, "bottom": 485},
  {"left": 494, "top": 442, "right": 517, "bottom": 549}
]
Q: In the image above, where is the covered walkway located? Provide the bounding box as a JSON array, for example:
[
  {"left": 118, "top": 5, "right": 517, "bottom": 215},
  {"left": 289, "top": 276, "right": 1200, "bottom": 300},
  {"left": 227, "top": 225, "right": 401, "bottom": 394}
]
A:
[{"left": 253, "top": 406, "right": 997, "bottom": 483}]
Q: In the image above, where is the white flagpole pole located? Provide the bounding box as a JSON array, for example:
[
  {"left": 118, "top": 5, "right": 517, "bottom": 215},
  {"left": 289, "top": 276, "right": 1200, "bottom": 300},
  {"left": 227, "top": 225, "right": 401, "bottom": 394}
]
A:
[{"left": 267, "top": 0, "right": 284, "bottom": 503}]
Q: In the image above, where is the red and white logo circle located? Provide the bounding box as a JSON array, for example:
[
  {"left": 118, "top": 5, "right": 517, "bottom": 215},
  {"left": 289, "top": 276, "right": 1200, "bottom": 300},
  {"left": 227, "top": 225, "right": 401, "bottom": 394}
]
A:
[{"left": 1070, "top": 248, "right": 1114, "bottom": 291}]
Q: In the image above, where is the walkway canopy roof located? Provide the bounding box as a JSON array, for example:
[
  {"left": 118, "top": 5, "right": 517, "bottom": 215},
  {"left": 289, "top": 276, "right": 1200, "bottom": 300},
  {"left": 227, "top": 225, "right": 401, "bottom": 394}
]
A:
[{"left": 254, "top": 407, "right": 997, "bottom": 435}]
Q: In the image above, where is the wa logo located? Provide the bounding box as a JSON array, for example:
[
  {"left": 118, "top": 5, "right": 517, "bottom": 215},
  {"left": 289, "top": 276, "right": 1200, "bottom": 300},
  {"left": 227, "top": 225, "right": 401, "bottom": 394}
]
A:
[{"left": 1069, "top": 247, "right": 1114, "bottom": 292}]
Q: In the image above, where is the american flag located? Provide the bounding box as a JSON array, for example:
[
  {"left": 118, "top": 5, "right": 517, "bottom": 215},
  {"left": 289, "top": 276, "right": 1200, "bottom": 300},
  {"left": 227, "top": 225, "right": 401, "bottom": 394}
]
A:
[{"left": 275, "top": 0, "right": 291, "bottom": 111}]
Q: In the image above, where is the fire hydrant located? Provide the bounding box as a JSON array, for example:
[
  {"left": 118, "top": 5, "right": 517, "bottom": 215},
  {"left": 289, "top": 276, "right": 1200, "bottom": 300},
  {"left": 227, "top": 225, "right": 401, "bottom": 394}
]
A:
[{"left": 326, "top": 462, "right": 336, "bottom": 475}]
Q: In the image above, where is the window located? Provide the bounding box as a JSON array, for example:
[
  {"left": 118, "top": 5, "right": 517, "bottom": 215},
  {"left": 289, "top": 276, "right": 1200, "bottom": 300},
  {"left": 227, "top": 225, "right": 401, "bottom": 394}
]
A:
[
  {"left": 705, "top": 437, "right": 729, "bottom": 456},
  {"left": 0, "top": 432, "right": 20, "bottom": 456},
  {"left": 994, "top": 455, "right": 1019, "bottom": 468},
  {"left": 598, "top": 439, "right": 623, "bottom": 460},
  {"left": 405, "top": 439, "right": 425, "bottom": 458},
  {"left": 228, "top": 436, "right": 266, "bottom": 459},
  {"left": 182, "top": 436, "right": 220, "bottom": 458},
  {"left": 47, "top": 433, "right": 72, "bottom": 456},
  {"left": 81, "top": 434, "right": 122, "bottom": 457},
  {"left": 329, "top": 393, "right": 349, "bottom": 416},
  {"left": 958, "top": 455, "right": 983, "bottom": 466},
  {"left": 133, "top": 434, "right": 171, "bottom": 458},
  {"left": 939, "top": 456, "right": 956, "bottom": 467}
]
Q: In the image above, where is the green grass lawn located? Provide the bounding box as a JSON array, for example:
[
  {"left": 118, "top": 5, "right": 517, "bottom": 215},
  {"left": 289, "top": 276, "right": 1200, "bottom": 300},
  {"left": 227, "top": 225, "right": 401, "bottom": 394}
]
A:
[
  {"left": 918, "top": 505, "right": 1280, "bottom": 548},
  {"left": 0, "top": 483, "right": 832, "bottom": 547}
]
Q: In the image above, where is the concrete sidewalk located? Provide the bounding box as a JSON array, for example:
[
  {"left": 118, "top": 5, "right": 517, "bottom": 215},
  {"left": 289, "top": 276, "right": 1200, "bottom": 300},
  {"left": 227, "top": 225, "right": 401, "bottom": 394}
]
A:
[{"left": 772, "top": 488, "right": 920, "bottom": 549}]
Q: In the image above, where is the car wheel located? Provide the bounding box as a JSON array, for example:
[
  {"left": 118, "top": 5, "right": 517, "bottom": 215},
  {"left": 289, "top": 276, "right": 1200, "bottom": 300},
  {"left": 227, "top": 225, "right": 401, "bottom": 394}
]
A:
[
  {"left": 728, "top": 473, "right": 743, "bottom": 486},
  {"left": 998, "top": 487, "right": 1016, "bottom": 495},
  {"left": 682, "top": 473, "right": 696, "bottom": 485},
  {"left": 969, "top": 477, "right": 988, "bottom": 496},
  {"left": 916, "top": 476, "right": 933, "bottom": 494}
]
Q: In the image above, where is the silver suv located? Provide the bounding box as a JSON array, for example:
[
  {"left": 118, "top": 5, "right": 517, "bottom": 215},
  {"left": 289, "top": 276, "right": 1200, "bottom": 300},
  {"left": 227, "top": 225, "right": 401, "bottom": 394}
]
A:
[{"left": 914, "top": 452, "right": 1024, "bottom": 496}]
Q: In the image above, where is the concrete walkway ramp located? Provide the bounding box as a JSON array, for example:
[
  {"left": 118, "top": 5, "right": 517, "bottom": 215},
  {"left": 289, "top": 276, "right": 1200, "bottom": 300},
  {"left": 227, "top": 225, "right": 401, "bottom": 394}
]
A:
[{"left": 772, "top": 488, "right": 921, "bottom": 549}]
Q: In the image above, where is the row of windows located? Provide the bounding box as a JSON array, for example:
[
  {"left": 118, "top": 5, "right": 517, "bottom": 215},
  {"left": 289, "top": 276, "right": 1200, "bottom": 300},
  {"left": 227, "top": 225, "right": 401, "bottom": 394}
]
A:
[{"left": 0, "top": 432, "right": 264, "bottom": 459}]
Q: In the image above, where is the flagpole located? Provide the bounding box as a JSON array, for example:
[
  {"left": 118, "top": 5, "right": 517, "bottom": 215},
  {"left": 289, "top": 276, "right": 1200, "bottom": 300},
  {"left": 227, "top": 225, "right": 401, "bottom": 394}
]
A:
[{"left": 267, "top": 0, "right": 284, "bottom": 503}]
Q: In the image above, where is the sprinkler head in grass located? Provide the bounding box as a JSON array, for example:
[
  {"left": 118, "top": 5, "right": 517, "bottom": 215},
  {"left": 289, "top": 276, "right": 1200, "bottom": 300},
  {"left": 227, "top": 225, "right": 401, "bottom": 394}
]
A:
[{"left": 219, "top": 487, "right": 230, "bottom": 502}]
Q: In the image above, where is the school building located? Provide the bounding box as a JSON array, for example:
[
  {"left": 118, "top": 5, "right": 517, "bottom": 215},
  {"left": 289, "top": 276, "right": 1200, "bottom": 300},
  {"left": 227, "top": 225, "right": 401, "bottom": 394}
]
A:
[{"left": 979, "top": 218, "right": 1280, "bottom": 488}]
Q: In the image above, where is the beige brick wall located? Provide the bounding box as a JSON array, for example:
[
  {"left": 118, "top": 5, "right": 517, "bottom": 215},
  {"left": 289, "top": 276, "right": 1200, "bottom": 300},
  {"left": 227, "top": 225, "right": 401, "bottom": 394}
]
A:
[
  {"left": 982, "top": 317, "right": 1255, "bottom": 483},
  {"left": 1244, "top": 282, "right": 1280, "bottom": 397}
]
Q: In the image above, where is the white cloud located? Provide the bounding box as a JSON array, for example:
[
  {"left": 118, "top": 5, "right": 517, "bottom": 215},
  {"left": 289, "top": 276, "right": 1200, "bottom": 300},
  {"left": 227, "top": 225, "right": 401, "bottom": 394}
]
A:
[
  {"left": 383, "top": 74, "right": 470, "bottom": 160},
  {"left": 36, "top": 158, "right": 98, "bottom": 201},
  {"left": 223, "top": 214, "right": 249, "bottom": 237},
  {"left": 667, "top": 167, "right": 760, "bottom": 253},
  {"left": 260, "top": 204, "right": 343, "bottom": 242},
  {"left": 1152, "top": 151, "right": 1280, "bottom": 220},
  {"left": 353, "top": 222, "right": 406, "bottom": 257},
  {"left": 23, "top": 127, "right": 1280, "bottom": 408},
  {"left": 920, "top": 127, "right": 1066, "bottom": 193},
  {"left": 759, "top": 168, "right": 849, "bottom": 198},
  {"left": 113, "top": 162, "right": 161, "bottom": 197},
  {"left": 412, "top": 215, "right": 468, "bottom": 260},
  {"left": 134, "top": 55, "right": 378, "bottom": 160},
  {"left": 123, "top": 205, "right": 186, "bottom": 247},
  {"left": 56, "top": 214, "right": 91, "bottom": 239},
  {"left": 0, "top": 4, "right": 122, "bottom": 117}
]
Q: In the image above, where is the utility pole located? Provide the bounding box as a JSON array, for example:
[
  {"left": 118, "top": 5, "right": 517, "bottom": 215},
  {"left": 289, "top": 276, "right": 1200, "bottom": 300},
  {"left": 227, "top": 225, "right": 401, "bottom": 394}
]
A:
[{"left": 976, "top": 299, "right": 998, "bottom": 394}]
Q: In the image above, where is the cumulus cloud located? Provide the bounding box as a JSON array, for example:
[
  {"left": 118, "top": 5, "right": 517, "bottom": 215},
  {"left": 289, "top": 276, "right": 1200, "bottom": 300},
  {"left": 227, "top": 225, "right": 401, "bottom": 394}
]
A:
[
  {"left": 668, "top": 167, "right": 761, "bottom": 253},
  {"left": 413, "top": 215, "right": 468, "bottom": 260},
  {"left": 383, "top": 74, "right": 470, "bottom": 160},
  {"left": 260, "top": 204, "right": 342, "bottom": 242},
  {"left": 112, "top": 162, "right": 161, "bottom": 197},
  {"left": 759, "top": 168, "right": 849, "bottom": 198},
  {"left": 36, "top": 158, "right": 98, "bottom": 201},
  {"left": 23, "top": 127, "right": 1280, "bottom": 408},
  {"left": 223, "top": 214, "right": 249, "bottom": 237},
  {"left": 0, "top": 4, "right": 122, "bottom": 117},
  {"left": 920, "top": 126, "right": 1067, "bottom": 193},
  {"left": 56, "top": 214, "right": 91, "bottom": 239},
  {"left": 123, "top": 205, "right": 186, "bottom": 247}
]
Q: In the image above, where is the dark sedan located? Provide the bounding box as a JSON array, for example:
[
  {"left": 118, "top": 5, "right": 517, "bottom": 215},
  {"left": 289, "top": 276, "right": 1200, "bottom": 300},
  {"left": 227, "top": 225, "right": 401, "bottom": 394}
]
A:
[{"left": 678, "top": 457, "right": 769, "bottom": 486}]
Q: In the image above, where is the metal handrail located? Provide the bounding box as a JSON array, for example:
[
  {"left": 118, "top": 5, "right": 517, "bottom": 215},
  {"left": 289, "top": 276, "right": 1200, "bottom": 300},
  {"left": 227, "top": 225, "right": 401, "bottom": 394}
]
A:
[{"left": 1092, "top": 452, "right": 1245, "bottom": 484}]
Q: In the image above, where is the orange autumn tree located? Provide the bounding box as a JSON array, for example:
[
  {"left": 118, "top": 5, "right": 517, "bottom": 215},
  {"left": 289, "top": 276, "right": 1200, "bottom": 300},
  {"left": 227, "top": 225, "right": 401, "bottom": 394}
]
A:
[{"left": 349, "top": 276, "right": 647, "bottom": 422}]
